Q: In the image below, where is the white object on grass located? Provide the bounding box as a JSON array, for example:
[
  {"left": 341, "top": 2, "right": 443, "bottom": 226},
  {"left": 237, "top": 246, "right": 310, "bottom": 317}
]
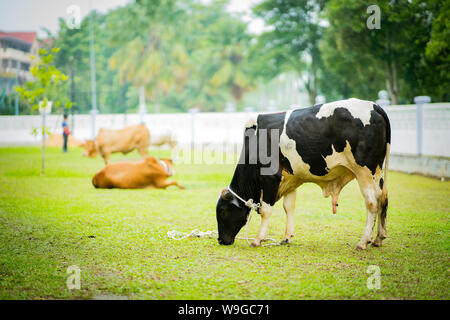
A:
[{"left": 167, "top": 211, "right": 279, "bottom": 247}]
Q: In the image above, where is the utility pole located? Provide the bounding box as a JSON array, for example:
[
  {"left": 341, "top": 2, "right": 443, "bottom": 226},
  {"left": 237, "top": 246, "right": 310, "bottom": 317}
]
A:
[
  {"left": 70, "top": 70, "right": 75, "bottom": 134},
  {"left": 14, "top": 73, "right": 19, "bottom": 115},
  {"left": 89, "top": 1, "right": 98, "bottom": 139},
  {"left": 138, "top": 86, "right": 147, "bottom": 124},
  {"left": 122, "top": 71, "right": 127, "bottom": 126}
]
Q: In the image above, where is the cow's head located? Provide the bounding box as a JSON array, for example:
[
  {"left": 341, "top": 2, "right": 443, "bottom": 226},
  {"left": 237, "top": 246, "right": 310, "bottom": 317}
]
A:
[
  {"left": 82, "top": 140, "right": 98, "bottom": 158},
  {"left": 216, "top": 189, "right": 250, "bottom": 245}
]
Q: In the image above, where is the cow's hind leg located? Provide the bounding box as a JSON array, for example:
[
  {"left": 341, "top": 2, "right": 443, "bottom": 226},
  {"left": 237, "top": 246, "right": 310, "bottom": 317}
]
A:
[
  {"left": 280, "top": 190, "right": 296, "bottom": 244},
  {"left": 99, "top": 147, "right": 110, "bottom": 164},
  {"left": 373, "top": 185, "right": 388, "bottom": 247},
  {"left": 355, "top": 168, "right": 384, "bottom": 250}
]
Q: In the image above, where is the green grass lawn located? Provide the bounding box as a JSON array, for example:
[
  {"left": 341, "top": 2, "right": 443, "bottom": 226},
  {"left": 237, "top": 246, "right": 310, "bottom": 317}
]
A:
[{"left": 0, "top": 146, "right": 448, "bottom": 300}]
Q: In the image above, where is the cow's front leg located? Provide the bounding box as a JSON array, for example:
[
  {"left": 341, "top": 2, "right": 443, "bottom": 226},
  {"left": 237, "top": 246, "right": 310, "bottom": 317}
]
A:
[
  {"left": 281, "top": 190, "right": 296, "bottom": 244},
  {"left": 100, "top": 149, "right": 110, "bottom": 165},
  {"left": 250, "top": 202, "right": 273, "bottom": 247}
]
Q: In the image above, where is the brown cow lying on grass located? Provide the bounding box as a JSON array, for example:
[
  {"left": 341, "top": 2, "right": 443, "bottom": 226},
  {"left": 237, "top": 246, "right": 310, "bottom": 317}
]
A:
[
  {"left": 92, "top": 156, "right": 184, "bottom": 190},
  {"left": 82, "top": 124, "right": 150, "bottom": 164}
]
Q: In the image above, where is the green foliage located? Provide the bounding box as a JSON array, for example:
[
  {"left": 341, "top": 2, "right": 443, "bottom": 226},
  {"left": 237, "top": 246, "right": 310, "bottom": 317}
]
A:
[
  {"left": 423, "top": 0, "right": 450, "bottom": 101},
  {"left": 15, "top": 48, "right": 72, "bottom": 112},
  {"left": 30, "top": 0, "right": 448, "bottom": 115},
  {"left": 106, "top": 0, "right": 254, "bottom": 110},
  {"left": 252, "top": 0, "right": 449, "bottom": 104},
  {"left": 318, "top": 1, "right": 386, "bottom": 101},
  {"left": 253, "top": 0, "right": 326, "bottom": 104},
  {"left": 320, "top": 0, "right": 449, "bottom": 103},
  {"left": 49, "top": 11, "right": 126, "bottom": 114}
]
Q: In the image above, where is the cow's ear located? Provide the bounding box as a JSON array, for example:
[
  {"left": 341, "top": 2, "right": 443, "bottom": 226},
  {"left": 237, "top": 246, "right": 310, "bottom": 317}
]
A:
[
  {"left": 220, "top": 188, "right": 232, "bottom": 201},
  {"left": 145, "top": 156, "right": 157, "bottom": 165}
]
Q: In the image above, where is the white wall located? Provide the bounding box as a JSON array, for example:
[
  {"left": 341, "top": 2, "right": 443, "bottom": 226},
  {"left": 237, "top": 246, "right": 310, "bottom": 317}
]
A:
[
  {"left": 0, "top": 103, "right": 449, "bottom": 158},
  {"left": 384, "top": 103, "right": 450, "bottom": 157}
]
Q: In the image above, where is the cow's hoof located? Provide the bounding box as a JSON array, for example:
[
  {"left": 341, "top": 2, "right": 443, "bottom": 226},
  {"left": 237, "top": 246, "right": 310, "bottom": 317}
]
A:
[
  {"left": 356, "top": 243, "right": 367, "bottom": 250},
  {"left": 372, "top": 239, "right": 383, "bottom": 247},
  {"left": 250, "top": 241, "right": 261, "bottom": 247}
]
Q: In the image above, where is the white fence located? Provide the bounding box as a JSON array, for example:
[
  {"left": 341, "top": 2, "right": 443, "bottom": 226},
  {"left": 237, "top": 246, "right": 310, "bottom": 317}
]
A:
[
  {"left": 385, "top": 103, "right": 450, "bottom": 157},
  {"left": 0, "top": 112, "right": 258, "bottom": 149},
  {"left": 0, "top": 103, "right": 449, "bottom": 158}
]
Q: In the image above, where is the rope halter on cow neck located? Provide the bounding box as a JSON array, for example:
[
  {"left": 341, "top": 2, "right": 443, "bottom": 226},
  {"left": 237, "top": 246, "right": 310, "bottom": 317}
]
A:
[
  {"left": 166, "top": 187, "right": 278, "bottom": 247},
  {"left": 158, "top": 159, "right": 170, "bottom": 175},
  {"left": 227, "top": 187, "right": 261, "bottom": 211},
  {"left": 226, "top": 187, "right": 280, "bottom": 246}
]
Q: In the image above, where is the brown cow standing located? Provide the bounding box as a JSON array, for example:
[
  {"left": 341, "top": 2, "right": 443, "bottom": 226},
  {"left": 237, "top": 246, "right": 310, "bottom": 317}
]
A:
[
  {"left": 92, "top": 156, "right": 184, "bottom": 190},
  {"left": 82, "top": 124, "right": 150, "bottom": 164}
]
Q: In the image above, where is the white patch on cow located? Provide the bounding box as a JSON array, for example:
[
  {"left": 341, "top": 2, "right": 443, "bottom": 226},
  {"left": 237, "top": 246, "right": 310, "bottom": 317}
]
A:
[
  {"left": 322, "top": 142, "right": 358, "bottom": 173},
  {"left": 279, "top": 110, "right": 313, "bottom": 178},
  {"left": 315, "top": 98, "right": 374, "bottom": 126},
  {"left": 364, "top": 187, "right": 377, "bottom": 206}
]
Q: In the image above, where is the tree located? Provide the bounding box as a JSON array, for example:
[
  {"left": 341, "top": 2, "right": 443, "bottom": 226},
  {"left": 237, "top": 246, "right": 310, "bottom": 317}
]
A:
[
  {"left": 16, "top": 48, "right": 71, "bottom": 111},
  {"left": 322, "top": 0, "right": 448, "bottom": 104},
  {"left": 423, "top": 0, "right": 450, "bottom": 101},
  {"left": 253, "top": 0, "right": 327, "bottom": 105},
  {"left": 171, "top": 0, "right": 255, "bottom": 111},
  {"left": 206, "top": 7, "right": 254, "bottom": 104},
  {"left": 16, "top": 48, "right": 72, "bottom": 174},
  {"left": 108, "top": 0, "right": 190, "bottom": 110},
  {"left": 319, "top": 13, "right": 385, "bottom": 101},
  {"left": 50, "top": 17, "right": 90, "bottom": 119}
]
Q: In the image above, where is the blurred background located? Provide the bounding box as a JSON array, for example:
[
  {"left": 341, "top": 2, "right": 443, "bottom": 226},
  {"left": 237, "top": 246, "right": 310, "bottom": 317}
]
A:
[
  {"left": 1, "top": 0, "right": 448, "bottom": 115},
  {"left": 0, "top": 0, "right": 448, "bottom": 177}
]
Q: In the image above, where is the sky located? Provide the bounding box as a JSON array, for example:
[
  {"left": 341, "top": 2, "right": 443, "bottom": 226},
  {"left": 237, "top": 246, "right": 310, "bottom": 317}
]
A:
[
  {"left": 0, "top": 0, "right": 131, "bottom": 37},
  {"left": 225, "top": 0, "right": 268, "bottom": 34},
  {"left": 0, "top": 0, "right": 266, "bottom": 38}
]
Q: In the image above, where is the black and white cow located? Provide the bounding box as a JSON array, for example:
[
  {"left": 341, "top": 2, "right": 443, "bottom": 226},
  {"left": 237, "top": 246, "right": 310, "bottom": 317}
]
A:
[{"left": 216, "top": 98, "right": 391, "bottom": 250}]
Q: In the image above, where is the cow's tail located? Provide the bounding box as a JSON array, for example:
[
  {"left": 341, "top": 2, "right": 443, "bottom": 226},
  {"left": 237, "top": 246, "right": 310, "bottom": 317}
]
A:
[
  {"left": 381, "top": 143, "right": 390, "bottom": 218},
  {"left": 375, "top": 104, "right": 391, "bottom": 219}
]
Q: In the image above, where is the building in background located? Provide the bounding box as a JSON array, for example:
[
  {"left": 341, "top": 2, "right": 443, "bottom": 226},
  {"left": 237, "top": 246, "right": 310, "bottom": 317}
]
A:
[{"left": 0, "top": 31, "right": 39, "bottom": 96}]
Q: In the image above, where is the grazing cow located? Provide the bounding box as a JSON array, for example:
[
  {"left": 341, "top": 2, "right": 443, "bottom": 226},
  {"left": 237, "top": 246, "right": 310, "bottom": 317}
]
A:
[
  {"left": 82, "top": 124, "right": 150, "bottom": 164},
  {"left": 92, "top": 156, "right": 184, "bottom": 189},
  {"left": 216, "top": 98, "right": 390, "bottom": 250}
]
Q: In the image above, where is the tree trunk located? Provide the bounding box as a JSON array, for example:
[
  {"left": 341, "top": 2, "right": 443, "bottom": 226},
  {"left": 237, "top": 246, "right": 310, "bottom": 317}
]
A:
[
  {"left": 385, "top": 60, "right": 399, "bottom": 105},
  {"left": 384, "top": 29, "right": 399, "bottom": 105},
  {"left": 122, "top": 71, "right": 127, "bottom": 125},
  {"left": 305, "top": 68, "right": 317, "bottom": 105},
  {"left": 285, "top": 53, "right": 317, "bottom": 105}
]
